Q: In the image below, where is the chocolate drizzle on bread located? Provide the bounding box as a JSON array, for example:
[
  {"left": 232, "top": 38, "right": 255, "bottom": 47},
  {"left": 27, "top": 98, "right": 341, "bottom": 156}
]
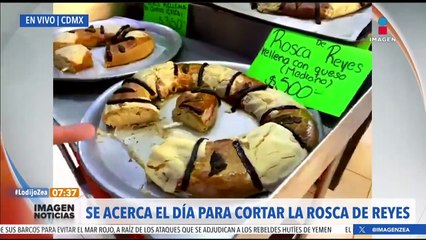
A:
[
  {"left": 118, "top": 44, "right": 126, "bottom": 53},
  {"left": 197, "top": 63, "right": 209, "bottom": 87},
  {"left": 179, "top": 103, "right": 204, "bottom": 115},
  {"left": 122, "top": 78, "right": 156, "bottom": 96},
  {"left": 124, "top": 36, "right": 136, "bottom": 42},
  {"left": 111, "top": 25, "right": 147, "bottom": 44},
  {"left": 112, "top": 24, "right": 130, "bottom": 43},
  {"left": 121, "top": 27, "right": 135, "bottom": 38},
  {"left": 231, "top": 85, "right": 268, "bottom": 112},
  {"left": 314, "top": 3, "right": 321, "bottom": 24},
  {"left": 277, "top": 116, "right": 302, "bottom": 124},
  {"left": 260, "top": 106, "right": 319, "bottom": 152},
  {"left": 181, "top": 138, "right": 208, "bottom": 191},
  {"left": 181, "top": 64, "right": 190, "bottom": 74},
  {"left": 232, "top": 140, "right": 263, "bottom": 190},
  {"left": 113, "top": 87, "right": 136, "bottom": 94},
  {"left": 208, "top": 152, "right": 228, "bottom": 177},
  {"left": 260, "top": 105, "right": 300, "bottom": 124},
  {"left": 106, "top": 98, "right": 156, "bottom": 107},
  {"left": 105, "top": 44, "right": 112, "bottom": 62},
  {"left": 173, "top": 63, "right": 178, "bottom": 76},
  {"left": 84, "top": 25, "right": 96, "bottom": 33},
  {"left": 190, "top": 88, "right": 222, "bottom": 106},
  {"left": 225, "top": 72, "right": 242, "bottom": 97}
]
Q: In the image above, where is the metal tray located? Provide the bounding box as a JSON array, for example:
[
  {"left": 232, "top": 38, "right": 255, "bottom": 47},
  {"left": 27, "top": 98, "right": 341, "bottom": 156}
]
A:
[
  {"left": 212, "top": 3, "right": 372, "bottom": 42},
  {"left": 78, "top": 61, "right": 325, "bottom": 198},
  {"left": 53, "top": 16, "right": 182, "bottom": 82}
]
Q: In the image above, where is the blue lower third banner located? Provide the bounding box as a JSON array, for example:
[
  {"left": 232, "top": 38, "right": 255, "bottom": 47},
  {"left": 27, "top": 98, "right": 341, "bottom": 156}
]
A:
[
  {"left": 354, "top": 224, "right": 426, "bottom": 235},
  {"left": 20, "top": 14, "right": 89, "bottom": 27}
]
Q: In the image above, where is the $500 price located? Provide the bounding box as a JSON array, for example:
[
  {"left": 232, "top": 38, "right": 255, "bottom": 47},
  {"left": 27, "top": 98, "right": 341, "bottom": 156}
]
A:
[
  {"left": 158, "top": 16, "right": 183, "bottom": 30},
  {"left": 266, "top": 76, "right": 316, "bottom": 98}
]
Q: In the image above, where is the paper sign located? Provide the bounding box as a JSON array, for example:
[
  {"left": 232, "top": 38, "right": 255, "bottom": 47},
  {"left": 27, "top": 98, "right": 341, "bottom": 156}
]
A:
[
  {"left": 143, "top": 3, "right": 189, "bottom": 36},
  {"left": 247, "top": 28, "right": 372, "bottom": 117},
  {"left": 356, "top": 34, "right": 372, "bottom": 50}
]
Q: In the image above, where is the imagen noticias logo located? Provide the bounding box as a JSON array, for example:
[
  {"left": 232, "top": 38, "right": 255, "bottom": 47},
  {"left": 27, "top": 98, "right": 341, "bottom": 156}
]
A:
[
  {"left": 370, "top": 17, "right": 395, "bottom": 43},
  {"left": 34, "top": 204, "right": 75, "bottom": 219},
  {"left": 378, "top": 17, "right": 388, "bottom": 35}
]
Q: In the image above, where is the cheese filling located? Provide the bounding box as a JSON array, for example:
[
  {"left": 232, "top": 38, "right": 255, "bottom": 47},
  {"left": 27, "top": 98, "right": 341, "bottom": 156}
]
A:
[
  {"left": 241, "top": 88, "right": 304, "bottom": 121},
  {"left": 256, "top": 3, "right": 281, "bottom": 12},
  {"left": 145, "top": 130, "right": 207, "bottom": 193},
  {"left": 55, "top": 32, "right": 77, "bottom": 43},
  {"left": 126, "top": 30, "right": 150, "bottom": 39},
  {"left": 202, "top": 65, "right": 238, "bottom": 97},
  {"left": 103, "top": 24, "right": 122, "bottom": 35},
  {"left": 155, "top": 62, "right": 175, "bottom": 94},
  {"left": 133, "top": 68, "right": 159, "bottom": 97},
  {"left": 54, "top": 44, "right": 89, "bottom": 64},
  {"left": 238, "top": 122, "right": 307, "bottom": 190},
  {"left": 105, "top": 101, "right": 159, "bottom": 113},
  {"left": 325, "top": 3, "right": 363, "bottom": 19}
]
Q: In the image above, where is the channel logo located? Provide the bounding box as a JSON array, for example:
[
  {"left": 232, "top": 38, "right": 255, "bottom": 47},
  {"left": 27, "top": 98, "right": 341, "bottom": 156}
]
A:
[
  {"left": 370, "top": 17, "right": 395, "bottom": 43},
  {"left": 34, "top": 204, "right": 75, "bottom": 219},
  {"left": 378, "top": 17, "right": 388, "bottom": 35}
]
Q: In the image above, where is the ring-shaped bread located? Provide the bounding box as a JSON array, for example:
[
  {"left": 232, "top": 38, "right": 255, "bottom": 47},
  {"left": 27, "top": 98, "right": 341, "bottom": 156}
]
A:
[
  {"left": 53, "top": 24, "right": 155, "bottom": 73},
  {"left": 251, "top": 3, "right": 372, "bottom": 24},
  {"left": 101, "top": 61, "right": 320, "bottom": 198}
]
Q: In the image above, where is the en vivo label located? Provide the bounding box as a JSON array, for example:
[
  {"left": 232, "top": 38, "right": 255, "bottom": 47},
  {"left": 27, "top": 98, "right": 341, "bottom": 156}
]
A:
[
  {"left": 143, "top": 3, "right": 189, "bottom": 36},
  {"left": 247, "top": 28, "right": 372, "bottom": 117}
]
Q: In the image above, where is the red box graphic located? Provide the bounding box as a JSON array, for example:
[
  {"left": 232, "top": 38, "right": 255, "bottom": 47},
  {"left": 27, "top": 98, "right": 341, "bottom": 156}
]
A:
[{"left": 378, "top": 26, "right": 387, "bottom": 35}]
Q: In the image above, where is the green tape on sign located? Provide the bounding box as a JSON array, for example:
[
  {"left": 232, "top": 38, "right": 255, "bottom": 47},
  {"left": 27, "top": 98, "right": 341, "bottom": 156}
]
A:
[
  {"left": 247, "top": 28, "right": 372, "bottom": 117},
  {"left": 143, "top": 3, "right": 189, "bottom": 36}
]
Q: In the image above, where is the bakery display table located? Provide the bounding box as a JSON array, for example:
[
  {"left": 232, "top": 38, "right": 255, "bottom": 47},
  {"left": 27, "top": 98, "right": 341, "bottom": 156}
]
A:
[{"left": 53, "top": 3, "right": 372, "bottom": 239}]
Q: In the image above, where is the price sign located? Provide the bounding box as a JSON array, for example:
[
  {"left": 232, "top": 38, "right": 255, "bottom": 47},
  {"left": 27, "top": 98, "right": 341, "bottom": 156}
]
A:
[
  {"left": 143, "top": 3, "right": 189, "bottom": 36},
  {"left": 356, "top": 34, "right": 372, "bottom": 50},
  {"left": 247, "top": 28, "right": 372, "bottom": 117}
]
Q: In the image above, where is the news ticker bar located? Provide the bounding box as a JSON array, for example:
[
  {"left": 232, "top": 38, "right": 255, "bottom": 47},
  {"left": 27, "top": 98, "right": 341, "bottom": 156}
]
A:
[
  {"left": 0, "top": 225, "right": 351, "bottom": 235},
  {"left": 19, "top": 14, "right": 89, "bottom": 27},
  {"left": 1, "top": 225, "right": 426, "bottom": 235},
  {"left": 14, "top": 188, "right": 79, "bottom": 198}
]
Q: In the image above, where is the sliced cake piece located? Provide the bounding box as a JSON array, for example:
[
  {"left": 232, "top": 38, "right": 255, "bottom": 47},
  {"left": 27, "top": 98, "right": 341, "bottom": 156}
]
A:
[
  {"left": 241, "top": 88, "right": 319, "bottom": 151},
  {"left": 102, "top": 77, "right": 160, "bottom": 128},
  {"left": 184, "top": 139, "right": 262, "bottom": 198},
  {"left": 172, "top": 89, "right": 220, "bottom": 133},
  {"left": 237, "top": 122, "right": 307, "bottom": 191},
  {"left": 53, "top": 31, "right": 78, "bottom": 51},
  {"left": 145, "top": 122, "right": 307, "bottom": 198},
  {"left": 54, "top": 44, "right": 93, "bottom": 73},
  {"left": 54, "top": 25, "right": 108, "bottom": 51},
  {"left": 260, "top": 106, "right": 319, "bottom": 152}
]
